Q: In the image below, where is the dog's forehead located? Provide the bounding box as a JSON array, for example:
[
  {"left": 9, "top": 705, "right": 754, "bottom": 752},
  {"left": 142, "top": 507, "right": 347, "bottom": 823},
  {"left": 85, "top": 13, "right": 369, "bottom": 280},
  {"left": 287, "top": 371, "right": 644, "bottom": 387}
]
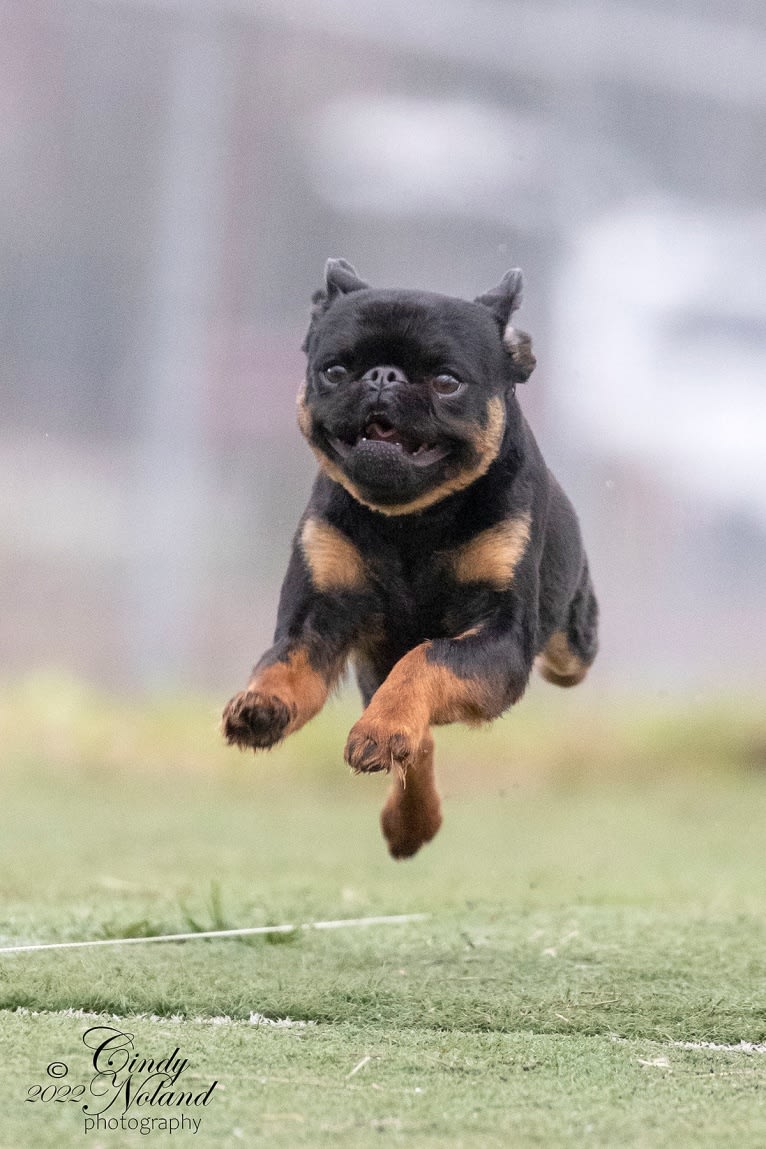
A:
[{"left": 313, "top": 288, "right": 498, "bottom": 357}]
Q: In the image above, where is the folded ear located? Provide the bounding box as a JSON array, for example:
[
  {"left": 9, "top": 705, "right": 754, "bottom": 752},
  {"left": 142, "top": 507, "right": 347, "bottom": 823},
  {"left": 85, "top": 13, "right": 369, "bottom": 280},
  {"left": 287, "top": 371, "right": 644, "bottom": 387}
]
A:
[
  {"left": 475, "top": 268, "right": 524, "bottom": 324},
  {"left": 324, "top": 257, "right": 368, "bottom": 299},
  {"left": 475, "top": 268, "right": 535, "bottom": 382},
  {"left": 303, "top": 258, "right": 369, "bottom": 352}
]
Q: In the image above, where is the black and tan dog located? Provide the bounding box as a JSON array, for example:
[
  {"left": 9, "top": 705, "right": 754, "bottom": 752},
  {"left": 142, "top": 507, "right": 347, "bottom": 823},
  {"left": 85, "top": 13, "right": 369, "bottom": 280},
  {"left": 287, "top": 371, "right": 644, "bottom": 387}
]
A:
[{"left": 222, "top": 260, "right": 598, "bottom": 858}]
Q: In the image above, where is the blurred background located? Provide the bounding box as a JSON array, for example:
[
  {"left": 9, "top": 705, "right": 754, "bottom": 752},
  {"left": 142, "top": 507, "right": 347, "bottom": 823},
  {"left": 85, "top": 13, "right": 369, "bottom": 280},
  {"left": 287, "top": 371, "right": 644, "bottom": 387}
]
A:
[{"left": 1, "top": 0, "right": 764, "bottom": 696}]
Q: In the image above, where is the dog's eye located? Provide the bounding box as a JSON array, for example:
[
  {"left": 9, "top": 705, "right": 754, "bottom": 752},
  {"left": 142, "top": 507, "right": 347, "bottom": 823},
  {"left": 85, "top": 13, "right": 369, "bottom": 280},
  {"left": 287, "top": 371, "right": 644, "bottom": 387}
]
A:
[
  {"left": 321, "top": 364, "right": 349, "bottom": 386},
  {"left": 431, "top": 374, "right": 464, "bottom": 398}
]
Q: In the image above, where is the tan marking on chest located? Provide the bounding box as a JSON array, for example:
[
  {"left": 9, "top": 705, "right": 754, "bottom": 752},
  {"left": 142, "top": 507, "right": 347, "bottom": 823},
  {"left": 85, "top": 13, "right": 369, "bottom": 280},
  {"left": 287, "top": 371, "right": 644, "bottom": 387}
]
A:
[
  {"left": 451, "top": 513, "right": 531, "bottom": 589},
  {"left": 300, "top": 518, "right": 368, "bottom": 592},
  {"left": 454, "top": 625, "right": 483, "bottom": 640}
]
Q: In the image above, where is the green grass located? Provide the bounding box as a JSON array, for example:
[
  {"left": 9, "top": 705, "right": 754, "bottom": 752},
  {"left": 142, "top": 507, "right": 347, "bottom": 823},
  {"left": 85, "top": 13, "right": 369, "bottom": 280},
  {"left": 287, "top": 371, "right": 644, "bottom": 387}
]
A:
[{"left": 0, "top": 675, "right": 765, "bottom": 1147}]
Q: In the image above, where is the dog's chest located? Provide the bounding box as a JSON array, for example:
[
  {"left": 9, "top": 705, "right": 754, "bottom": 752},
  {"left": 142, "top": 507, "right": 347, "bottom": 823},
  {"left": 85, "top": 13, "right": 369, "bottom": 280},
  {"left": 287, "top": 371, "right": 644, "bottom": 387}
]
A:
[{"left": 364, "top": 534, "right": 469, "bottom": 642}]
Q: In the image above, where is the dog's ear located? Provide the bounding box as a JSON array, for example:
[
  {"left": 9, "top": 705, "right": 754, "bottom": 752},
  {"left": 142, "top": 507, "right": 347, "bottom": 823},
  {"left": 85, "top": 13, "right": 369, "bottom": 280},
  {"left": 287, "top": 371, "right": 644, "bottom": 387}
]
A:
[
  {"left": 475, "top": 268, "right": 535, "bottom": 382},
  {"left": 324, "top": 258, "right": 368, "bottom": 299},
  {"left": 303, "top": 259, "right": 369, "bottom": 352},
  {"left": 476, "top": 268, "right": 524, "bottom": 323}
]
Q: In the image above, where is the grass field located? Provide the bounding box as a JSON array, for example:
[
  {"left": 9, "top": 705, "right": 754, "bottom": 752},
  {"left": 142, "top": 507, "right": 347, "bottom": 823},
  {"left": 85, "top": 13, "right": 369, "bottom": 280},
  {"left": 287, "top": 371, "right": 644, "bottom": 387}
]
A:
[{"left": 1, "top": 675, "right": 765, "bottom": 1147}]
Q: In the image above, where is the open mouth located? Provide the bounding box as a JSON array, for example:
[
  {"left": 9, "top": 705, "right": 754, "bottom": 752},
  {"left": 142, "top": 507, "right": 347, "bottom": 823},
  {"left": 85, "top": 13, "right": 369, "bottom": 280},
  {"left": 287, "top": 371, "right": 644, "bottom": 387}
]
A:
[{"left": 328, "top": 417, "right": 450, "bottom": 469}]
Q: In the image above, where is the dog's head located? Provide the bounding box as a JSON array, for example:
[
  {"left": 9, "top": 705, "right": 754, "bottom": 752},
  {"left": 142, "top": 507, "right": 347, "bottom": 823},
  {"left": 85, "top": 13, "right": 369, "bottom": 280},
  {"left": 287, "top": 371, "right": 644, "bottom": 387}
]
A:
[{"left": 298, "top": 259, "right": 535, "bottom": 515}]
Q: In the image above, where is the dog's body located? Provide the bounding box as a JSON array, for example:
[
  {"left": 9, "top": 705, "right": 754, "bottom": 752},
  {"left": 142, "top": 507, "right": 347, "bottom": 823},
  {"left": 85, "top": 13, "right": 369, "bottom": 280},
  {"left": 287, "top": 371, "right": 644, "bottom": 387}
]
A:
[{"left": 223, "top": 261, "right": 598, "bottom": 858}]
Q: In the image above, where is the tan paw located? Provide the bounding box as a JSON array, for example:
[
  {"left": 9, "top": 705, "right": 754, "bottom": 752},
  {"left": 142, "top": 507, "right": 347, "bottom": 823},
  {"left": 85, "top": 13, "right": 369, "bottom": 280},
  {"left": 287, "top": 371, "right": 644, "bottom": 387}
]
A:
[
  {"left": 381, "top": 791, "right": 442, "bottom": 859},
  {"left": 221, "top": 689, "right": 295, "bottom": 750},
  {"left": 344, "top": 718, "right": 424, "bottom": 775}
]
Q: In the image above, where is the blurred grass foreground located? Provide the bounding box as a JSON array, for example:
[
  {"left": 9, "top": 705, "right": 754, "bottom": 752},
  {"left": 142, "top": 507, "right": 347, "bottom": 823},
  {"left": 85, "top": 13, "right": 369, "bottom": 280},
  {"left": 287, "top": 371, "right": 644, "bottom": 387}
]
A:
[
  {"left": 2, "top": 675, "right": 766, "bottom": 1147},
  {"left": 1, "top": 671, "right": 764, "bottom": 933},
  {"left": 1, "top": 672, "right": 763, "bottom": 788}
]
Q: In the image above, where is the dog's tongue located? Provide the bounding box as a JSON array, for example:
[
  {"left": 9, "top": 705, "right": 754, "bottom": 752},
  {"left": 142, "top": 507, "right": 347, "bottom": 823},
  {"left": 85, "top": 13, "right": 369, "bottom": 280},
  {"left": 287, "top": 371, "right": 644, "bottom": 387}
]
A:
[{"left": 366, "top": 421, "right": 405, "bottom": 447}]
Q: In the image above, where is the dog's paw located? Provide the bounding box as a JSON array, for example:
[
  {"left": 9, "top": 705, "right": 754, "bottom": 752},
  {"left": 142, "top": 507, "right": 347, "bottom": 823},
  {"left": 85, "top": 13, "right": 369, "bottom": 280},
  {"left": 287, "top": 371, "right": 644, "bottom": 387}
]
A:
[
  {"left": 381, "top": 797, "right": 442, "bottom": 860},
  {"left": 221, "top": 689, "right": 295, "bottom": 750},
  {"left": 344, "top": 719, "right": 423, "bottom": 774}
]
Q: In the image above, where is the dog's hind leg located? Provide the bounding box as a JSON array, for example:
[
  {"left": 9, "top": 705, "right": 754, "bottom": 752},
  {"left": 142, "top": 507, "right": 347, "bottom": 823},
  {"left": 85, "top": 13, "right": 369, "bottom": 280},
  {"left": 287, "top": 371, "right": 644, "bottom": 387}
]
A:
[
  {"left": 537, "top": 562, "right": 598, "bottom": 687},
  {"left": 380, "top": 735, "right": 442, "bottom": 860},
  {"left": 352, "top": 647, "right": 442, "bottom": 859},
  {"left": 346, "top": 611, "right": 540, "bottom": 855}
]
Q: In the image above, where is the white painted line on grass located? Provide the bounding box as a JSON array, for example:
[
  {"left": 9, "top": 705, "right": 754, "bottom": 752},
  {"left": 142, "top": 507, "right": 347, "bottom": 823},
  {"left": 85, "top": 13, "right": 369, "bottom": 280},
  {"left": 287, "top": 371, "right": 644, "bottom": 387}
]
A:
[
  {"left": 0, "top": 913, "right": 429, "bottom": 955},
  {"left": 8, "top": 1006, "right": 315, "bottom": 1027},
  {"left": 669, "top": 1039, "right": 766, "bottom": 1054},
  {"left": 611, "top": 1034, "right": 766, "bottom": 1055},
  {"left": 346, "top": 1055, "right": 371, "bottom": 1078}
]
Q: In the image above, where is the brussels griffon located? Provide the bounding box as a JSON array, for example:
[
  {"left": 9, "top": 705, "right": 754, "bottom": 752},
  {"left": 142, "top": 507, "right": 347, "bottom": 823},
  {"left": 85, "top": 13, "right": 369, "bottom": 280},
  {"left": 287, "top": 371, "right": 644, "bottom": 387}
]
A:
[{"left": 222, "top": 260, "right": 598, "bottom": 858}]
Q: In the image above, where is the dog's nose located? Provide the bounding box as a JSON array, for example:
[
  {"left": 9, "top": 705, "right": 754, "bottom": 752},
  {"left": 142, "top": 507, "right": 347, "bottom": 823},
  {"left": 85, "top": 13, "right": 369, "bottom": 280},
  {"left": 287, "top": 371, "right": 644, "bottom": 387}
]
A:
[{"left": 360, "top": 365, "right": 409, "bottom": 389}]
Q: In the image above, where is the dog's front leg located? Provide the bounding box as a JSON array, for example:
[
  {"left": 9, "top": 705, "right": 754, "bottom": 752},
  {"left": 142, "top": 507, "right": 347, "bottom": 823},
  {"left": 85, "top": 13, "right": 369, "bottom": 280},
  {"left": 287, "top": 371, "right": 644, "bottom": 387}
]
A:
[
  {"left": 222, "top": 536, "right": 366, "bottom": 752},
  {"left": 345, "top": 623, "right": 534, "bottom": 857},
  {"left": 222, "top": 640, "right": 345, "bottom": 751},
  {"left": 345, "top": 625, "right": 532, "bottom": 771}
]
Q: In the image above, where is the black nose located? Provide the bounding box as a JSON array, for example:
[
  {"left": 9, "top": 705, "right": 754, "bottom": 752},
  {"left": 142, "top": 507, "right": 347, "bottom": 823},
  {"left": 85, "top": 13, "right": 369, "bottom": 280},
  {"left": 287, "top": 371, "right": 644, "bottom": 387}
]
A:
[{"left": 360, "top": 365, "right": 409, "bottom": 388}]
